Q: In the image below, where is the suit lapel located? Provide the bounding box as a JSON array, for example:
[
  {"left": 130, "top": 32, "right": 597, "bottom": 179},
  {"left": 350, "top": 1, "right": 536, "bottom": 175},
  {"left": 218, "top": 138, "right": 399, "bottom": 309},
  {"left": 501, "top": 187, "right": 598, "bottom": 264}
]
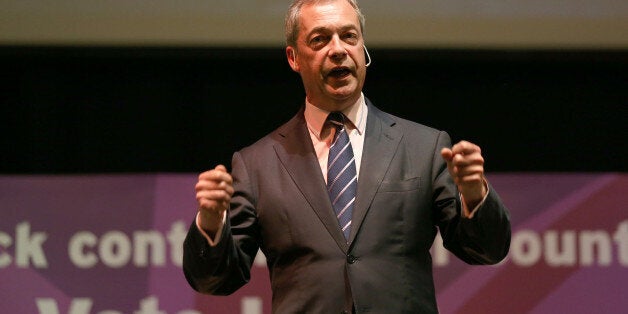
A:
[
  {"left": 349, "top": 101, "right": 402, "bottom": 244},
  {"left": 273, "top": 108, "right": 350, "bottom": 252}
]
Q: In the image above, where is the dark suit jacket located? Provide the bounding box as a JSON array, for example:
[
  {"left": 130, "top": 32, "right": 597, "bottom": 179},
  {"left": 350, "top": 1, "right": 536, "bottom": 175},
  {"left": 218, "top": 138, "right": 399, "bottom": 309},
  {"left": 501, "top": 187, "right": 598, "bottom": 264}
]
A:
[{"left": 184, "top": 100, "right": 511, "bottom": 313}]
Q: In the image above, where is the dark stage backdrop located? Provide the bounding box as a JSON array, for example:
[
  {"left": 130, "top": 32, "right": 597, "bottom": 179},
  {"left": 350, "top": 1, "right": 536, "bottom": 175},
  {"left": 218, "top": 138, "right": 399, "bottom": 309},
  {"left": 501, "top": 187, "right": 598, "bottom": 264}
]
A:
[{"left": 1, "top": 46, "right": 626, "bottom": 173}]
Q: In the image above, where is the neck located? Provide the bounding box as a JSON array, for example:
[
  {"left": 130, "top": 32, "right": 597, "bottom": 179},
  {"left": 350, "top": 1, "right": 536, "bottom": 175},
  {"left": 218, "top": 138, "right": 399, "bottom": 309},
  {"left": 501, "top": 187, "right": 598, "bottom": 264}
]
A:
[{"left": 306, "top": 94, "right": 361, "bottom": 113}]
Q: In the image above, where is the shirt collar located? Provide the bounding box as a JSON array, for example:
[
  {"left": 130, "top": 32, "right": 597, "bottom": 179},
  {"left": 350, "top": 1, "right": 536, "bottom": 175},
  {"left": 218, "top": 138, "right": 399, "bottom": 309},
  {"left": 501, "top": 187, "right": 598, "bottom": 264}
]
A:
[{"left": 304, "top": 93, "right": 367, "bottom": 140}]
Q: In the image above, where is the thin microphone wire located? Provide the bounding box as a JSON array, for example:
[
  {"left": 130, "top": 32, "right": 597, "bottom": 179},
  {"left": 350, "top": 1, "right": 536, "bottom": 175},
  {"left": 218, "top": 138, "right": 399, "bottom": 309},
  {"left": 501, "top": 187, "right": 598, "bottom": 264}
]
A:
[{"left": 364, "top": 45, "right": 372, "bottom": 67}]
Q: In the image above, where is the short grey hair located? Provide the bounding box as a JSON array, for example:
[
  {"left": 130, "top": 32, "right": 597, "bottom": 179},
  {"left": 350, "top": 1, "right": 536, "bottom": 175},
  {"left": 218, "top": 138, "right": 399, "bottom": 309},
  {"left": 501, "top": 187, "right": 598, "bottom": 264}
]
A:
[{"left": 285, "top": 0, "right": 365, "bottom": 48}]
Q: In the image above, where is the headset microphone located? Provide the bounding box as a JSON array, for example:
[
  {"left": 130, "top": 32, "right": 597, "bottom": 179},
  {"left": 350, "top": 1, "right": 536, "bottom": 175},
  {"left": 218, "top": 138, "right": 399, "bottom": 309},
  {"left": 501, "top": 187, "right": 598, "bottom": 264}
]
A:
[{"left": 364, "top": 45, "right": 372, "bottom": 67}]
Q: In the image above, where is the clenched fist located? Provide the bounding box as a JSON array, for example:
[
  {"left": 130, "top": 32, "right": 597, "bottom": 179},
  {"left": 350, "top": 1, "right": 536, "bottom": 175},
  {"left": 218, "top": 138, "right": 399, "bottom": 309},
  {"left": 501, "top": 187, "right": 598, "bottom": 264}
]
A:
[
  {"left": 195, "top": 165, "right": 234, "bottom": 236},
  {"left": 440, "top": 140, "right": 488, "bottom": 210}
]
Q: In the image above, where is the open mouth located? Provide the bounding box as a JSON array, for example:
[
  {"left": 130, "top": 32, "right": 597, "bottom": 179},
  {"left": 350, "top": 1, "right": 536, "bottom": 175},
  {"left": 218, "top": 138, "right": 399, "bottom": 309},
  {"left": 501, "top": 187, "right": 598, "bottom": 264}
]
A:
[{"left": 328, "top": 67, "right": 352, "bottom": 79}]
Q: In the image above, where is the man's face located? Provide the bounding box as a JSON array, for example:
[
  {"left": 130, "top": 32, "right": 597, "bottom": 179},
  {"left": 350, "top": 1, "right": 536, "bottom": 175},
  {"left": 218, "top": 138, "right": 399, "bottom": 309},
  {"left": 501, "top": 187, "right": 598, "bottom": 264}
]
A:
[{"left": 287, "top": 0, "right": 367, "bottom": 111}]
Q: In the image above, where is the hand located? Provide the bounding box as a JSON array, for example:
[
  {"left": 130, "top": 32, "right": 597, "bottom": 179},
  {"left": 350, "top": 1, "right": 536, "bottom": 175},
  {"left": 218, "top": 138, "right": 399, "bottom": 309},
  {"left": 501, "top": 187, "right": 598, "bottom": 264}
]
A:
[
  {"left": 440, "top": 141, "right": 488, "bottom": 209},
  {"left": 195, "top": 165, "right": 234, "bottom": 235}
]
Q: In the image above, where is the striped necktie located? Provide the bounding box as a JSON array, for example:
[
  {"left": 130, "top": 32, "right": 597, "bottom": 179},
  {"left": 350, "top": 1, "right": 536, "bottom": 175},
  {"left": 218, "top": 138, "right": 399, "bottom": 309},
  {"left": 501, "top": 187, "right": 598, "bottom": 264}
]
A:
[{"left": 326, "top": 112, "right": 357, "bottom": 240}]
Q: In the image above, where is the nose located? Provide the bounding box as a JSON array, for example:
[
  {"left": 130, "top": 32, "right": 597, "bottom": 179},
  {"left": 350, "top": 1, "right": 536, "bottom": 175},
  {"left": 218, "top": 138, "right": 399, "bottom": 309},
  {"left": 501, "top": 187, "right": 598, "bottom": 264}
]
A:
[{"left": 328, "top": 35, "right": 347, "bottom": 60}]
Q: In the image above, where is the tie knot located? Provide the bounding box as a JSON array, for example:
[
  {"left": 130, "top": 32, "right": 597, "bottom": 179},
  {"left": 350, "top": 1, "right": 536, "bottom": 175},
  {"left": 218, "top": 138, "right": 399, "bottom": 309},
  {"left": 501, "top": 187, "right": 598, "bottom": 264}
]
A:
[{"left": 327, "top": 112, "right": 345, "bottom": 129}]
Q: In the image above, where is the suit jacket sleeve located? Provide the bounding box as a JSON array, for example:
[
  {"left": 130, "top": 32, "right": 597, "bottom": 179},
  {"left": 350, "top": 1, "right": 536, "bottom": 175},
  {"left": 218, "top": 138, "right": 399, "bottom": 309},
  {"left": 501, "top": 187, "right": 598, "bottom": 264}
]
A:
[
  {"left": 183, "top": 151, "right": 260, "bottom": 295},
  {"left": 433, "top": 131, "right": 511, "bottom": 265}
]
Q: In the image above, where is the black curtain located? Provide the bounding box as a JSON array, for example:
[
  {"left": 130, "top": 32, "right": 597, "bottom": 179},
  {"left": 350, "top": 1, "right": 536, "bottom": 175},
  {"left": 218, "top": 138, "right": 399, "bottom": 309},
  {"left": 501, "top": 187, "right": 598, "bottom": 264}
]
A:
[{"left": 1, "top": 46, "right": 626, "bottom": 173}]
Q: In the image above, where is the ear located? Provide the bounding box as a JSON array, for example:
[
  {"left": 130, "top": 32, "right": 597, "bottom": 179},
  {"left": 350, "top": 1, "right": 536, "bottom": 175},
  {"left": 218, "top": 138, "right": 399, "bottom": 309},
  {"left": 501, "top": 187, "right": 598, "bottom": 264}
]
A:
[{"left": 286, "top": 46, "right": 299, "bottom": 72}]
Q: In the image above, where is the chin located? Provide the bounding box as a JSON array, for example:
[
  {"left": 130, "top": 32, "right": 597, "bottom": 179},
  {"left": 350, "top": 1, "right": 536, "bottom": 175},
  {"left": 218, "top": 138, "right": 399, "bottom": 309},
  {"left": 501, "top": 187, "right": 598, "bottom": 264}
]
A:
[
  {"left": 328, "top": 86, "right": 358, "bottom": 99},
  {"left": 328, "top": 91, "right": 355, "bottom": 102}
]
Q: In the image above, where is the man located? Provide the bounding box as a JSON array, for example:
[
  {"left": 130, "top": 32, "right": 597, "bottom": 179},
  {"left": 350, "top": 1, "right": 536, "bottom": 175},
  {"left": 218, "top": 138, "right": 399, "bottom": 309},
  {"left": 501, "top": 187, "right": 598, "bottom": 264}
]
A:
[{"left": 183, "top": 0, "right": 511, "bottom": 313}]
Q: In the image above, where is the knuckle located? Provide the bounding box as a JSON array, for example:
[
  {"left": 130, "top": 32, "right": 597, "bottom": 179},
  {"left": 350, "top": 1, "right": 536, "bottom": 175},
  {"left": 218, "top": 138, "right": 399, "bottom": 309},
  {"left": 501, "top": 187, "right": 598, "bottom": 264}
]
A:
[{"left": 198, "top": 171, "right": 210, "bottom": 180}]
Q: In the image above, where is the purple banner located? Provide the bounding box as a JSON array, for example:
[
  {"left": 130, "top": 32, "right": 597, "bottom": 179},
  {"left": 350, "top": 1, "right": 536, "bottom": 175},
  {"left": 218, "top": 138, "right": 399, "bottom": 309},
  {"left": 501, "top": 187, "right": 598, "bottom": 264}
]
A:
[{"left": 1, "top": 173, "right": 626, "bottom": 313}]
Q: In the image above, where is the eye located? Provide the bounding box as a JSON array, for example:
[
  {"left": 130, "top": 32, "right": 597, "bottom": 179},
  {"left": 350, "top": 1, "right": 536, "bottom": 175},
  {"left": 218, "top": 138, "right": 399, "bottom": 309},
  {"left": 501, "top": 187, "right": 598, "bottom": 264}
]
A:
[
  {"left": 342, "top": 32, "right": 359, "bottom": 44},
  {"left": 309, "top": 35, "right": 330, "bottom": 48},
  {"left": 310, "top": 35, "right": 326, "bottom": 43}
]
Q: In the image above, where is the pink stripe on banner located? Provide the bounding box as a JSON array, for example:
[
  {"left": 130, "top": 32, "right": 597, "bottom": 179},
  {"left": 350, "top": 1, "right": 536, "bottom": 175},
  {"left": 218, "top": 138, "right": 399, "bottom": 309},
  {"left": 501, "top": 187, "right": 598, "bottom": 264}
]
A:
[
  {"left": 511, "top": 174, "right": 619, "bottom": 231},
  {"left": 454, "top": 174, "right": 627, "bottom": 313},
  {"left": 437, "top": 174, "right": 620, "bottom": 314},
  {"left": 530, "top": 264, "right": 626, "bottom": 314},
  {"left": 0, "top": 266, "right": 72, "bottom": 313}
]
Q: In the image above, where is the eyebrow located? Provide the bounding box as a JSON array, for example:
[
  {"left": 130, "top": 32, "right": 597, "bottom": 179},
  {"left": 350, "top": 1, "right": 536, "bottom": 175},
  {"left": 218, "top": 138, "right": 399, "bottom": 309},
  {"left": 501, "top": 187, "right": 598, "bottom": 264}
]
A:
[{"left": 307, "top": 24, "right": 359, "bottom": 37}]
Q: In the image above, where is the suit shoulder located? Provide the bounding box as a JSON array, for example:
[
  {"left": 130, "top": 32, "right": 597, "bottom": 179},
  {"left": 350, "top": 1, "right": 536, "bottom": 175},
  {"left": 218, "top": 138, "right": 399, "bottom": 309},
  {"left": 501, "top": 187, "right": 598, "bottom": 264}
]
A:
[
  {"left": 367, "top": 102, "right": 452, "bottom": 150},
  {"left": 377, "top": 108, "right": 445, "bottom": 137}
]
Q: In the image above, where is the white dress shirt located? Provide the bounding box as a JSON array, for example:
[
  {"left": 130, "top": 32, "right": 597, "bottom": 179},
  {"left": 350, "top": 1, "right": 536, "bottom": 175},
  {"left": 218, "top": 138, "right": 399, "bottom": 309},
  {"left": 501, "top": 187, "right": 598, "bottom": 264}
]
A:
[{"left": 304, "top": 93, "right": 368, "bottom": 183}]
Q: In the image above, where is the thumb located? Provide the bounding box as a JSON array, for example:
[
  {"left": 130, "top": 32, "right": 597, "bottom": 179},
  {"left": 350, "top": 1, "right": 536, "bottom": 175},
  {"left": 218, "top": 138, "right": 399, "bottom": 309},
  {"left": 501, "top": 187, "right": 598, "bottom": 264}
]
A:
[{"left": 440, "top": 147, "right": 453, "bottom": 163}]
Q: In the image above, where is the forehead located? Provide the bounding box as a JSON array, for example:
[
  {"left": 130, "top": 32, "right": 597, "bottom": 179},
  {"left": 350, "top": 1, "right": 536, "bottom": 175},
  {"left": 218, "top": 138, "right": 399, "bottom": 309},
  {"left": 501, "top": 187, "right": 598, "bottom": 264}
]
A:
[{"left": 298, "top": 1, "right": 359, "bottom": 34}]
